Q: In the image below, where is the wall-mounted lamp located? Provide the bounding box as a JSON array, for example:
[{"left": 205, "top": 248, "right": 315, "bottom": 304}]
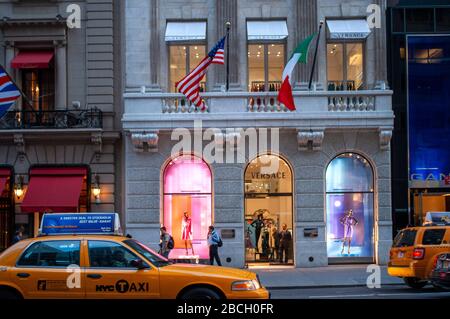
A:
[
  {"left": 14, "top": 175, "right": 24, "bottom": 199},
  {"left": 92, "top": 174, "right": 101, "bottom": 204}
]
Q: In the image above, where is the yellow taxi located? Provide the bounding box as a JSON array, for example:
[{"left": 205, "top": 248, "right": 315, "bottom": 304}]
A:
[
  {"left": 0, "top": 213, "right": 269, "bottom": 299},
  {"left": 388, "top": 225, "right": 450, "bottom": 289}
]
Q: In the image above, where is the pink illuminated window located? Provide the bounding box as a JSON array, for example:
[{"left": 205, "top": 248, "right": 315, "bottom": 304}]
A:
[{"left": 163, "top": 155, "right": 212, "bottom": 259}]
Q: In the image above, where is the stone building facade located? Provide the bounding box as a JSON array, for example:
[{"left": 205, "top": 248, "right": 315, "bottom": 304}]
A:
[
  {"left": 0, "top": 0, "right": 122, "bottom": 246},
  {"left": 122, "top": 0, "right": 394, "bottom": 269}
]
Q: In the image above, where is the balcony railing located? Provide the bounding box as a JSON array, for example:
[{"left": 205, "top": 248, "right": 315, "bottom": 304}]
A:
[
  {"left": 0, "top": 108, "right": 103, "bottom": 130},
  {"left": 125, "top": 90, "right": 392, "bottom": 114}
]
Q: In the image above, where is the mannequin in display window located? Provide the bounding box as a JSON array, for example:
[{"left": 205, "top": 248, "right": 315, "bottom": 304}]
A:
[
  {"left": 251, "top": 213, "right": 264, "bottom": 253},
  {"left": 269, "top": 225, "right": 279, "bottom": 261},
  {"left": 340, "top": 209, "right": 359, "bottom": 255},
  {"left": 181, "top": 211, "right": 195, "bottom": 255}
]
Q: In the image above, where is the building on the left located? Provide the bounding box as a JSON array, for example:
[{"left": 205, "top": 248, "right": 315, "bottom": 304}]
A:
[{"left": 0, "top": 0, "right": 123, "bottom": 249}]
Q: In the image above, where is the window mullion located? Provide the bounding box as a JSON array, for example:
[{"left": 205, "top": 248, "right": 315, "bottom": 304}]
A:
[
  {"left": 186, "top": 46, "right": 190, "bottom": 75},
  {"left": 264, "top": 44, "right": 268, "bottom": 91}
]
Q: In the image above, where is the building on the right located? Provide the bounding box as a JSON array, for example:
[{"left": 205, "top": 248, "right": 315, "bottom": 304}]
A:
[{"left": 387, "top": 0, "right": 450, "bottom": 235}]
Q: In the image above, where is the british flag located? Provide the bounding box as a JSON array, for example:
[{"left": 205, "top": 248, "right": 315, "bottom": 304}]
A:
[
  {"left": 176, "top": 36, "right": 226, "bottom": 110},
  {"left": 0, "top": 65, "right": 21, "bottom": 119}
]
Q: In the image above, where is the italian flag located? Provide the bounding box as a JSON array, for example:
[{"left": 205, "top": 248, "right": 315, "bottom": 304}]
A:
[{"left": 277, "top": 34, "right": 316, "bottom": 111}]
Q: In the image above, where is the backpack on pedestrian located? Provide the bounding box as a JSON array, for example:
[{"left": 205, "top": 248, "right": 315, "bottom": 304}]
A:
[{"left": 167, "top": 235, "right": 175, "bottom": 249}]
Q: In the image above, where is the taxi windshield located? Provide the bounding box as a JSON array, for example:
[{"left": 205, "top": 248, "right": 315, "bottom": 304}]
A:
[{"left": 123, "top": 239, "right": 172, "bottom": 267}]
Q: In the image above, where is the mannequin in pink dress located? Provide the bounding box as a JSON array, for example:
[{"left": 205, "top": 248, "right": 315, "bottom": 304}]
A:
[{"left": 182, "top": 212, "right": 195, "bottom": 255}]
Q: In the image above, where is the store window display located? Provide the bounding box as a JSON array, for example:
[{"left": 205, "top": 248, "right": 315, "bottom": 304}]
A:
[
  {"left": 181, "top": 211, "right": 194, "bottom": 255},
  {"left": 244, "top": 155, "right": 294, "bottom": 266},
  {"left": 326, "top": 153, "right": 374, "bottom": 261},
  {"left": 163, "top": 155, "right": 212, "bottom": 260}
]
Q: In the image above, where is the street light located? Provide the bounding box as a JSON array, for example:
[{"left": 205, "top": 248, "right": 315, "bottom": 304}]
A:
[
  {"left": 92, "top": 174, "right": 101, "bottom": 204},
  {"left": 14, "top": 175, "right": 24, "bottom": 199}
]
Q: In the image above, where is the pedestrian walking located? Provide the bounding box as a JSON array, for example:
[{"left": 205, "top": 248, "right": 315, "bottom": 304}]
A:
[
  {"left": 11, "top": 225, "right": 25, "bottom": 244},
  {"left": 207, "top": 225, "right": 222, "bottom": 266},
  {"left": 159, "top": 226, "right": 174, "bottom": 259}
]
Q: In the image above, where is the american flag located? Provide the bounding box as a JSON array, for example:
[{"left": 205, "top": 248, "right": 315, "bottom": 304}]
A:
[
  {"left": 176, "top": 36, "right": 226, "bottom": 110},
  {"left": 0, "top": 65, "right": 21, "bottom": 119}
]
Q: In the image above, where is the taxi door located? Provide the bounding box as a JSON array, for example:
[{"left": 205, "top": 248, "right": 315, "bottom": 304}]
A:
[
  {"left": 9, "top": 239, "right": 85, "bottom": 299},
  {"left": 83, "top": 240, "right": 160, "bottom": 299}
]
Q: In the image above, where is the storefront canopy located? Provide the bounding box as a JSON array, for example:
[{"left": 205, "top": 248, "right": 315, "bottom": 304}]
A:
[
  {"left": 165, "top": 22, "right": 207, "bottom": 42},
  {"left": 21, "top": 167, "right": 87, "bottom": 213},
  {"left": 0, "top": 168, "right": 11, "bottom": 196},
  {"left": 326, "top": 19, "right": 371, "bottom": 40},
  {"left": 11, "top": 51, "right": 54, "bottom": 69},
  {"left": 247, "top": 20, "right": 288, "bottom": 40}
]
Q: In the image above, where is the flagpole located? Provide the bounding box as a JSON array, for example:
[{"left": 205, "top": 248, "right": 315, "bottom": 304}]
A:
[
  {"left": 308, "top": 20, "right": 324, "bottom": 90},
  {"left": 225, "top": 21, "right": 231, "bottom": 91}
]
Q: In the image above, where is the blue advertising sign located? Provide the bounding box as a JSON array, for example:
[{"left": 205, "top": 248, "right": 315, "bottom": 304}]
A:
[
  {"left": 408, "top": 35, "right": 450, "bottom": 187},
  {"left": 40, "top": 213, "right": 120, "bottom": 235}
]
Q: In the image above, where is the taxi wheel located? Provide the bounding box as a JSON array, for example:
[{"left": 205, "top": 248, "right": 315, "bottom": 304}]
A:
[
  {"left": 403, "top": 277, "right": 427, "bottom": 289},
  {"left": 180, "top": 287, "right": 222, "bottom": 300},
  {"left": 0, "top": 288, "right": 22, "bottom": 300}
]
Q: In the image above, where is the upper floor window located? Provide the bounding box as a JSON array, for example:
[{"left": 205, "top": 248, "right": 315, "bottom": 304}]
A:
[
  {"left": 22, "top": 69, "right": 55, "bottom": 111},
  {"left": 169, "top": 45, "right": 206, "bottom": 93},
  {"left": 165, "top": 21, "right": 207, "bottom": 92},
  {"left": 327, "top": 42, "right": 364, "bottom": 90},
  {"left": 326, "top": 20, "right": 371, "bottom": 91},
  {"left": 11, "top": 51, "right": 55, "bottom": 111},
  {"left": 247, "top": 21, "right": 288, "bottom": 92}
]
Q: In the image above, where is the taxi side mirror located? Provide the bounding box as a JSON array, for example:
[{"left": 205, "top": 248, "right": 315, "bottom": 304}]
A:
[{"left": 131, "top": 259, "right": 149, "bottom": 270}]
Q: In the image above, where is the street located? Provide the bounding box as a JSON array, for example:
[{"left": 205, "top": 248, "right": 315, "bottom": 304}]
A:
[{"left": 269, "top": 285, "right": 450, "bottom": 299}]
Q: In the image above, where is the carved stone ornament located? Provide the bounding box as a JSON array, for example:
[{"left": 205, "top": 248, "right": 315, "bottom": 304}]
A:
[
  {"left": 90, "top": 132, "right": 103, "bottom": 161},
  {"left": 131, "top": 132, "right": 159, "bottom": 153},
  {"left": 214, "top": 131, "right": 241, "bottom": 151},
  {"left": 297, "top": 130, "right": 324, "bottom": 151},
  {"left": 379, "top": 130, "right": 392, "bottom": 150},
  {"left": 13, "top": 134, "right": 25, "bottom": 160}
]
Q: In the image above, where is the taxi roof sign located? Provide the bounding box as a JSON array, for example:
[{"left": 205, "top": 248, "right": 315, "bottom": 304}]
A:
[
  {"left": 423, "top": 212, "right": 450, "bottom": 226},
  {"left": 39, "top": 213, "right": 122, "bottom": 236}
]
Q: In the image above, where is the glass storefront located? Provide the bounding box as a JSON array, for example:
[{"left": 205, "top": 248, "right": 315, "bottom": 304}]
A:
[
  {"left": 412, "top": 191, "right": 450, "bottom": 225},
  {"left": 326, "top": 153, "right": 374, "bottom": 261},
  {"left": 162, "top": 155, "right": 212, "bottom": 259},
  {"left": 244, "top": 154, "right": 293, "bottom": 266}
]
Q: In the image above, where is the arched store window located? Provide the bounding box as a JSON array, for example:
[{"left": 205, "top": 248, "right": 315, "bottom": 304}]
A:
[
  {"left": 244, "top": 154, "right": 294, "bottom": 266},
  {"left": 326, "top": 153, "right": 374, "bottom": 261},
  {"left": 162, "top": 155, "right": 212, "bottom": 260}
]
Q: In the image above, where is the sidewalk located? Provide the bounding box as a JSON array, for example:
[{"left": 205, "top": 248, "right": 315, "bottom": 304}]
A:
[{"left": 252, "top": 265, "right": 404, "bottom": 289}]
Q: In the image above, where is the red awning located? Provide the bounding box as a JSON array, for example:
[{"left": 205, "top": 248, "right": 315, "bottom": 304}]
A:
[
  {"left": 0, "top": 178, "right": 7, "bottom": 196},
  {"left": 11, "top": 51, "right": 54, "bottom": 69},
  {"left": 21, "top": 167, "right": 87, "bottom": 213},
  {"left": 0, "top": 168, "right": 11, "bottom": 196}
]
